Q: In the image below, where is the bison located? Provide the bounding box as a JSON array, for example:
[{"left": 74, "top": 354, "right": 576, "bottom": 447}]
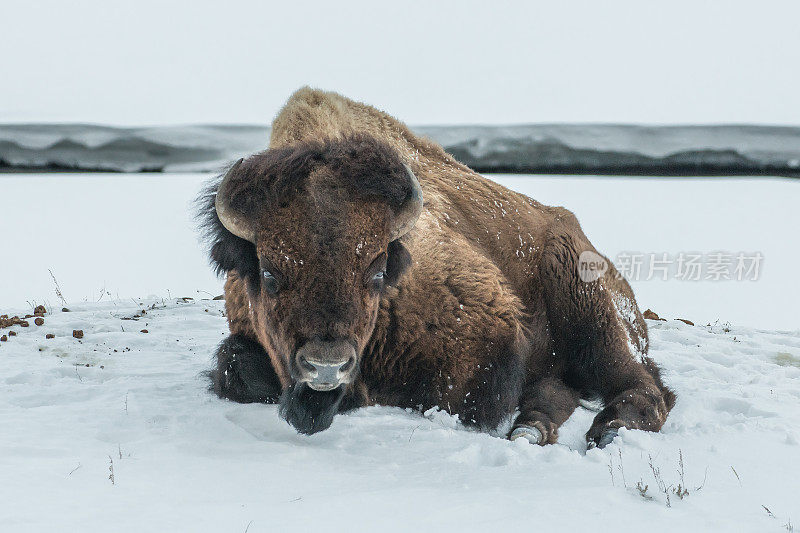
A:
[{"left": 199, "top": 87, "right": 675, "bottom": 447}]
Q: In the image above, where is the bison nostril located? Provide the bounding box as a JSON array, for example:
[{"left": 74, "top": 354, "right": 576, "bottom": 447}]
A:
[
  {"left": 298, "top": 356, "right": 316, "bottom": 373},
  {"left": 339, "top": 356, "right": 355, "bottom": 373}
]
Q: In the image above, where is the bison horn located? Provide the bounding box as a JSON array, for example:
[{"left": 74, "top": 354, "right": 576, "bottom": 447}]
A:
[
  {"left": 215, "top": 158, "right": 256, "bottom": 243},
  {"left": 388, "top": 165, "right": 424, "bottom": 242}
]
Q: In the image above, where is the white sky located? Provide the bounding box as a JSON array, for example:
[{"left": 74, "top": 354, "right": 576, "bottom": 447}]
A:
[{"left": 1, "top": 0, "right": 799, "bottom": 126}]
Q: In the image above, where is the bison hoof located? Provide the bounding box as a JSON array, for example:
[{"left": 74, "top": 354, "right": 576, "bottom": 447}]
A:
[
  {"left": 588, "top": 428, "right": 619, "bottom": 449},
  {"left": 509, "top": 425, "right": 543, "bottom": 445}
]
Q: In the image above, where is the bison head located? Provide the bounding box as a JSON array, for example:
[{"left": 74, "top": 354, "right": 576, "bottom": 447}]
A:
[{"left": 203, "top": 135, "right": 422, "bottom": 433}]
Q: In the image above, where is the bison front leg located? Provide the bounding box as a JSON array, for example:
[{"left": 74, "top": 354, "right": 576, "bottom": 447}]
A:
[
  {"left": 509, "top": 377, "right": 580, "bottom": 445},
  {"left": 211, "top": 334, "right": 282, "bottom": 403},
  {"left": 540, "top": 212, "right": 676, "bottom": 449}
]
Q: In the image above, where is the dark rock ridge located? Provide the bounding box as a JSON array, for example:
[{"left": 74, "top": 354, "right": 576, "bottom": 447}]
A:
[{"left": 1, "top": 123, "right": 799, "bottom": 176}]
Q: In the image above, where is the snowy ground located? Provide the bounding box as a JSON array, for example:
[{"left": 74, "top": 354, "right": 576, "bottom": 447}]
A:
[
  {"left": 1, "top": 173, "right": 799, "bottom": 531},
  {"left": 0, "top": 299, "right": 798, "bottom": 531}
]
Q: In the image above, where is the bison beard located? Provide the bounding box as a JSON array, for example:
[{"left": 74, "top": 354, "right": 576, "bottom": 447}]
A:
[{"left": 279, "top": 383, "right": 346, "bottom": 435}]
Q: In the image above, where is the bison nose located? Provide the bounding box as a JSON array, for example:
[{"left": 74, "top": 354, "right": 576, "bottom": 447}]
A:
[{"left": 295, "top": 340, "right": 357, "bottom": 391}]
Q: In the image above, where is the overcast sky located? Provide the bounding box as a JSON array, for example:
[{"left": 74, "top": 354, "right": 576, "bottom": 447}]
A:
[{"left": 2, "top": 0, "right": 799, "bottom": 126}]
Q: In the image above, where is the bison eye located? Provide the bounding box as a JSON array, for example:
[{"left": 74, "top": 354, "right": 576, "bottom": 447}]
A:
[
  {"left": 262, "top": 270, "right": 280, "bottom": 296},
  {"left": 364, "top": 252, "right": 388, "bottom": 291},
  {"left": 367, "top": 270, "right": 386, "bottom": 292}
]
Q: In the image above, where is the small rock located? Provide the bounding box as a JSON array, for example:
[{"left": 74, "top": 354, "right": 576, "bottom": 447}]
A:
[
  {"left": 676, "top": 318, "right": 695, "bottom": 326},
  {"left": 46, "top": 333, "right": 55, "bottom": 339},
  {"left": 0, "top": 315, "right": 23, "bottom": 328},
  {"left": 643, "top": 309, "right": 666, "bottom": 321},
  {"left": 212, "top": 294, "right": 225, "bottom": 300},
  {"left": 34, "top": 317, "right": 44, "bottom": 326},
  {"left": 72, "top": 330, "right": 84, "bottom": 339},
  {"left": 62, "top": 308, "right": 70, "bottom": 312},
  {"left": 20, "top": 321, "right": 29, "bottom": 328},
  {"left": 140, "top": 329, "right": 149, "bottom": 334},
  {"left": 33, "top": 305, "right": 47, "bottom": 316},
  {"left": 9, "top": 331, "right": 16, "bottom": 337},
  {"left": 0, "top": 335, "right": 7, "bottom": 342}
]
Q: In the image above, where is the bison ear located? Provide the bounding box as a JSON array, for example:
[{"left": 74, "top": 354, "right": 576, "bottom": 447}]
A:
[
  {"left": 199, "top": 175, "right": 260, "bottom": 286},
  {"left": 209, "top": 230, "right": 259, "bottom": 283},
  {"left": 385, "top": 239, "right": 412, "bottom": 286}
]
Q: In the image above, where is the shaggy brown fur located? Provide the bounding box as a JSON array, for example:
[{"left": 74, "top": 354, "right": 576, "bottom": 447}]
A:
[{"left": 200, "top": 87, "right": 675, "bottom": 444}]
